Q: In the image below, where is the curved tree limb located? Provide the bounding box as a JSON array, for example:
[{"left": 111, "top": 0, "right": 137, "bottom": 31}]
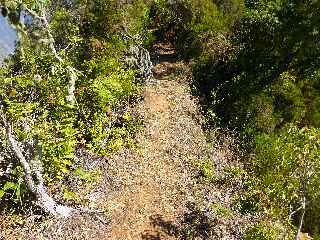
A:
[
  {"left": 0, "top": 110, "right": 76, "bottom": 217},
  {"left": 0, "top": 97, "right": 105, "bottom": 218}
]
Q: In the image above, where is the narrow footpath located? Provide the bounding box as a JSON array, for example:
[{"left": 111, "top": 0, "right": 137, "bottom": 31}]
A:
[{"left": 3, "top": 44, "right": 248, "bottom": 240}]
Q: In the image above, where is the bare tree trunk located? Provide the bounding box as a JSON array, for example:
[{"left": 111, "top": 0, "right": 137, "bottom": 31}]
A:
[
  {"left": 295, "top": 197, "right": 306, "bottom": 240},
  {"left": 0, "top": 110, "right": 76, "bottom": 217},
  {"left": 295, "top": 152, "right": 309, "bottom": 240}
]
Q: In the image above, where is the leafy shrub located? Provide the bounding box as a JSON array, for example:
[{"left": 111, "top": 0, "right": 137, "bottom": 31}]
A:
[
  {"left": 149, "top": 0, "right": 241, "bottom": 58},
  {"left": 80, "top": 0, "right": 120, "bottom": 39},
  {"left": 120, "top": 0, "right": 155, "bottom": 48},
  {"left": 190, "top": 0, "right": 320, "bottom": 238},
  {"left": 190, "top": 0, "right": 227, "bottom": 34},
  {"left": 254, "top": 126, "right": 320, "bottom": 234},
  {"left": 197, "top": 158, "right": 215, "bottom": 181},
  {"left": 244, "top": 221, "right": 293, "bottom": 240},
  {"left": 149, "top": 0, "right": 195, "bottom": 55},
  {"left": 0, "top": 0, "right": 146, "bottom": 210}
]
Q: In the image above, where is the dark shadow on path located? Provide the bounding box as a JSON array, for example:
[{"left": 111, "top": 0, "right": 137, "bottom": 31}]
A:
[{"left": 141, "top": 202, "right": 213, "bottom": 240}]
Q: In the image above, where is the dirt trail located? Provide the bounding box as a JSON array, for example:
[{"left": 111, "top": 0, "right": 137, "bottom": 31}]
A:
[
  {"left": 102, "top": 60, "right": 207, "bottom": 239},
  {"left": 2, "top": 44, "right": 247, "bottom": 240}
]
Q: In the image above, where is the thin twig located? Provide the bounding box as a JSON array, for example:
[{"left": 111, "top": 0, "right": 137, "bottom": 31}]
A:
[
  {"left": 289, "top": 205, "right": 303, "bottom": 219},
  {"left": 295, "top": 196, "right": 306, "bottom": 240}
]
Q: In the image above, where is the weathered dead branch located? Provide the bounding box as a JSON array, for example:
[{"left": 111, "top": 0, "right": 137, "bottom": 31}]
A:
[
  {"left": 0, "top": 100, "right": 104, "bottom": 218},
  {"left": 0, "top": 110, "right": 75, "bottom": 217}
]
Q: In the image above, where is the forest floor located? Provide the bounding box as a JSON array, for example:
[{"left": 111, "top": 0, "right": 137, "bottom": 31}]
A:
[{"left": 1, "top": 43, "right": 251, "bottom": 240}]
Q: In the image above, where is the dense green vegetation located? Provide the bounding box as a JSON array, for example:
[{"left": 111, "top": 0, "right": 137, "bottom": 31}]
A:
[
  {"left": 147, "top": 0, "right": 320, "bottom": 238},
  {"left": 1, "top": 0, "right": 320, "bottom": 238},
  {"left": 0, "top": 0, "right": 149, "bottom": 214}
]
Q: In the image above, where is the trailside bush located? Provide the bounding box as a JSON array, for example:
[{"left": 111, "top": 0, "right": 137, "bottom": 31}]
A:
[
  {"left": 0, "top": 0, "right": 147, "bottom": 210},
  {"left": 149, "top": 0, "right": 195, "bottom": 56},
  {"left": 244, "top": 221, "right": 293, "bottom": 240},
  {"left": 254, "top": 126, "right": 320, "bottom": 235},
  {"left": 190, "top": 0, "right": 320, "bottom": 238},
  {"left": 120, "top": 0, "right": 155, "bottom": 48},
  {"left": 149, "top": 0, "right": 242, "bottom": 58}
]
